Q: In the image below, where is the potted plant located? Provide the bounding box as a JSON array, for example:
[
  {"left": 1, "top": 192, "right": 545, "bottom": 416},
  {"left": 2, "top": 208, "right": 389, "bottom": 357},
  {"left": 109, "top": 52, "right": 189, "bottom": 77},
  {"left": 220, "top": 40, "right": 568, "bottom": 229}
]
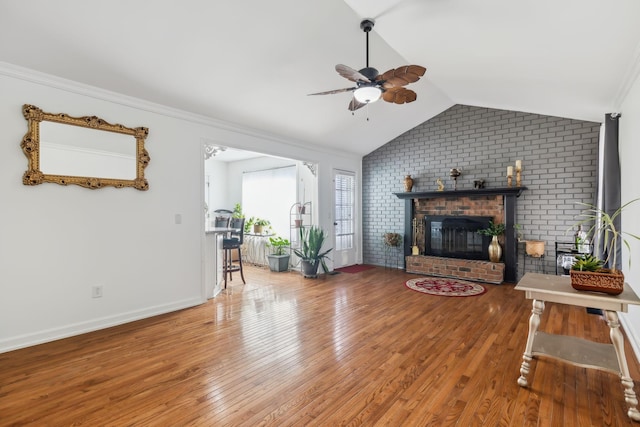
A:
[
  {"left": 477, "top": 220, "right": 506, "bottom": 262},
  {"left": 244, "top": 217, "right": 254, "bottom": 233},
  {"left": 267, "top": 236, "right": 290, "bottom": 272},
  {"left": 293, "top": 225, "right": 332, "bottom": 278},
  {"left": 252, "top": 218, "right": 270, "bottom": 234},
  {"left": 383, "top": 232, "right": 402, "bottom": 248},
  {"left": 572, "top": 254, "right": 603, "bottom": 272},
  {"left": 232, "top": 203, "right": 244, "bottom": 219},
  {"left": 569, "top": 199, "right": 640, "bottom": 294}
]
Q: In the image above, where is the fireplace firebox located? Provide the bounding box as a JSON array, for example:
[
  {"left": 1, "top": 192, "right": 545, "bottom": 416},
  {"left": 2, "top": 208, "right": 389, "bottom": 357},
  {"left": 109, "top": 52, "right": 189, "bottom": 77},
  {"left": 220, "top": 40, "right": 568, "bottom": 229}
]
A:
[{"left": 424, "top": 215, "right": 493, "bottom": 260}]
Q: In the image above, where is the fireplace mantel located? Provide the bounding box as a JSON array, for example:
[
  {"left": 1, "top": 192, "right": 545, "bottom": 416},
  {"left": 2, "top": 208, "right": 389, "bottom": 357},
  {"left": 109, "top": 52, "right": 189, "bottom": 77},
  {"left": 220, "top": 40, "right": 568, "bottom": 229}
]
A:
[
  {"left": 394, "top": 186, "right": 527, "bottom": 283},
  {"left": 393, "top": 187, "right": 526, "bottom": 200}
]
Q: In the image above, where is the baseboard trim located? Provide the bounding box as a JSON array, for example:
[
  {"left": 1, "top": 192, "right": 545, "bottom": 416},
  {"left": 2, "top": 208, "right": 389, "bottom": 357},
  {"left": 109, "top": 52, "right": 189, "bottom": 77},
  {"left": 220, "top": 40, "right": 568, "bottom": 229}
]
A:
[{"left": 0, "top": 297, "right": 203, "bottom": 354}]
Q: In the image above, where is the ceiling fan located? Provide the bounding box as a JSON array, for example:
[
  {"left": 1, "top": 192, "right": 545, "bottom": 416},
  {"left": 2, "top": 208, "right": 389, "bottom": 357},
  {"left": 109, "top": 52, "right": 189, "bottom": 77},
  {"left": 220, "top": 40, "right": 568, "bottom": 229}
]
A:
[{"left": 309, "top": 19, "right": 426, "bottom": 112}]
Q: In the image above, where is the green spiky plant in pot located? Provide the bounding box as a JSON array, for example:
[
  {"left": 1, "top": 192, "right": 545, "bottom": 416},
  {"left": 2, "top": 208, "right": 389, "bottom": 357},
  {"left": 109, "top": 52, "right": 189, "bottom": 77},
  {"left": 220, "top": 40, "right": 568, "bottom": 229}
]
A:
[
  {"left": 293, "top": 225, "right": 332, "bottom": 278},
  {"left": 569, "top": 198, "right": 640, "bottom": 295}
]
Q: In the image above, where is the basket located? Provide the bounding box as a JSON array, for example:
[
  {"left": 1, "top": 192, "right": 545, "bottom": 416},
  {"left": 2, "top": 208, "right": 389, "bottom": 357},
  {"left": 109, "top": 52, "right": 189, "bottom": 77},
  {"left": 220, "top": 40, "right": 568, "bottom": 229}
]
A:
[
  {"left": 525, "top": 240, "right": 545, "bottom": 257},
  {"left": 569, "top": 269, "right": 624, "bottom": 295},
  {"left": 384, "top": 233, "right": 402, "bottom": 247}
]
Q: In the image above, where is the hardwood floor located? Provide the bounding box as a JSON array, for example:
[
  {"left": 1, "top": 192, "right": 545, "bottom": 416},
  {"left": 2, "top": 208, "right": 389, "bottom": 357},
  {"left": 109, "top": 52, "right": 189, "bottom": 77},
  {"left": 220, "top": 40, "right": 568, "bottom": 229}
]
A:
[{"left": 1, "top": 265, "right": 639, "bottom": 426}]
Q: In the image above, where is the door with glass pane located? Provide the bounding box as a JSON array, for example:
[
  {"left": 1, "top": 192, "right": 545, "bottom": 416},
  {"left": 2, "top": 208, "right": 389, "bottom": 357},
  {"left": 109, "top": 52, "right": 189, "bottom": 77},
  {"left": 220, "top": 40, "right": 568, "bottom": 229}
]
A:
[{"left": 333, "top": 170, "right": 357, "bottom": 268}]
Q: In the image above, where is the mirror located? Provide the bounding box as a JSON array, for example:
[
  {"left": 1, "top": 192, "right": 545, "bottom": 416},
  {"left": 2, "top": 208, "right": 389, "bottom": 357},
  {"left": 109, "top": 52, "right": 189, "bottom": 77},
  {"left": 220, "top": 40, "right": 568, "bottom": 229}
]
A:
[{"left": 21, "top": 104, "right": 150, "bottom": 190}]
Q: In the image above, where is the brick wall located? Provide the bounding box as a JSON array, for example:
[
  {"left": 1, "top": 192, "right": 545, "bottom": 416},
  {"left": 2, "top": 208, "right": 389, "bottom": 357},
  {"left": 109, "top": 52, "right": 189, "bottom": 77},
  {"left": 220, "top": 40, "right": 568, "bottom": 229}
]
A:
[
  {"left": 362, "top": 104, "right": 600, "bottom": 277},
  {"left": 415, "top": 195, "right": 504, "bottom": 217}
]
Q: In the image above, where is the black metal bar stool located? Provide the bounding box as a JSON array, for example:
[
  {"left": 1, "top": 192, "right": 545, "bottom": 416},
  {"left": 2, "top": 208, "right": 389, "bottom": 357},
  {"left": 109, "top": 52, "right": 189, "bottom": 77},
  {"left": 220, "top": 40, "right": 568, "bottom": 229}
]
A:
[
  {"left": 213, "top": 209, "right": 232, "bottom": 228},
  {"left": 223, "top": 217, "right": 246, "bottom": 288}
]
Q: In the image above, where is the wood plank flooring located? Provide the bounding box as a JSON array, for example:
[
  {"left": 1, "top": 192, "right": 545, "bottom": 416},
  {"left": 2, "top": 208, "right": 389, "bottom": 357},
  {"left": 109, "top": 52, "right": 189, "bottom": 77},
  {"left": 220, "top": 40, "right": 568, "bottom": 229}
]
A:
[{"left": 1, "top": 265, "right": 639, "bottom": 426}]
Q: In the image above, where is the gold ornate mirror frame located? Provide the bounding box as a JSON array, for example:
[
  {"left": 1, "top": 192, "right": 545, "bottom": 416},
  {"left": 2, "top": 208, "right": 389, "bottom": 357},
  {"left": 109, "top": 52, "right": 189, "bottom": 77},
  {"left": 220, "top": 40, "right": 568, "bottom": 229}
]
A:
[{"left": 21, "top": 104, "right": 150, "bottom": 190}]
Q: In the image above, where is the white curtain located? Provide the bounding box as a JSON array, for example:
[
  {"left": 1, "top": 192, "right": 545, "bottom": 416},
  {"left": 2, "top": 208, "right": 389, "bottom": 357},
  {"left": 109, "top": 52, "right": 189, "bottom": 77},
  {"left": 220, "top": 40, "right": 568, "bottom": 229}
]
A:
[{"left": 242, "top": 166, "right": 296, "bottom": 238}]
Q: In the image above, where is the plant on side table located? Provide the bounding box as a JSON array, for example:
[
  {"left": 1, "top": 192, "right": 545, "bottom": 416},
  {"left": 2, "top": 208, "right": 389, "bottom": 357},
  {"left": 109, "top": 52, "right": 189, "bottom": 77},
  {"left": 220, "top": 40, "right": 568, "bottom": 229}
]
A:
[
  {"left": 249, "top": 217, "right": 270, "bottom": 234},
  {"left": 572, "top": 254, "right": 603, "bottom": 272},
  {"left": 293, "top": 225, "right": 332, "bottom": 278},
  {"left": 477, "top": 220, "right": 506, "bottom": 262},
  {"left": 267, "top": 236, "right": 291, "bottom": 272},
  {"left": 569, "top": 198, "right": 640, "bottom": 295}
]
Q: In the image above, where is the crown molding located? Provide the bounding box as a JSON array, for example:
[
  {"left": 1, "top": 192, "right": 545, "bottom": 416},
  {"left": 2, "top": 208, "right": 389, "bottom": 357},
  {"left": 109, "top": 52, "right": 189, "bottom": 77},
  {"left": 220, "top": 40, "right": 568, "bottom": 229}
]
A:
[{"left": 0, "top": 62, "right": 360, "bottom": 162}]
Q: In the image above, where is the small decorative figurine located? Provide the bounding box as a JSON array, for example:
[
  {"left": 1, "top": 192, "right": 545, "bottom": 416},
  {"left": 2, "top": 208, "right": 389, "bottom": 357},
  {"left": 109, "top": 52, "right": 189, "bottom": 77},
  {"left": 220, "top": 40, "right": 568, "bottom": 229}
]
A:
[
  {"left": 436, "top": 178, "right": 444, "bottom": 191},
  {"left": 449, "top": 168, "right": 461, "bottom": 190}
]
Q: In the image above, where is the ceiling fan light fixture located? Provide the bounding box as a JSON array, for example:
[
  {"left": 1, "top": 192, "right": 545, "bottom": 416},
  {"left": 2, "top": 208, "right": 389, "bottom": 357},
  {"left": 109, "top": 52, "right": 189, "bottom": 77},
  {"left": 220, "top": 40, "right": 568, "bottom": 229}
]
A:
[
  {"left": 354, "top": 86, "right": 382, "bottom": 104},
  {"left": 309, "top": 18, "right": 425, "bottom": 112}
]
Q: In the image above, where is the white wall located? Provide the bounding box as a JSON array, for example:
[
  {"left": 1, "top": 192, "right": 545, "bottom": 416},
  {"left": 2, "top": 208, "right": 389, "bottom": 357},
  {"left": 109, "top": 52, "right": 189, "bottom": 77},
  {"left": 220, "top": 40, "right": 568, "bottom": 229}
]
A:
[
  {"left": 0, "top": 65, "right": 361, "bottom": 353},
  {"left": 204, "top": 157, "right": 229, "bottom": 226},
  {"left": 619, "top": 70, "right": 640, "bottom": 360}
]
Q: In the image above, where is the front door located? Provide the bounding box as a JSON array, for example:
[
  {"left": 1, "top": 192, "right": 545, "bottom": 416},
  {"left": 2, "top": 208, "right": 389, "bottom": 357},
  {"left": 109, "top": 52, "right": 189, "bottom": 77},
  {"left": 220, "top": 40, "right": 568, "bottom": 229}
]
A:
[{"left": 333, "top": 169, "right": 357, "bottom": 268}]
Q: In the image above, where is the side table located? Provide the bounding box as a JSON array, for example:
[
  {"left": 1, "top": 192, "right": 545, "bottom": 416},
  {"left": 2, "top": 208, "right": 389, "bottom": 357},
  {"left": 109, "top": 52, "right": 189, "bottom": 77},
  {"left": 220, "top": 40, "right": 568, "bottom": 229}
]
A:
[{"left": 515, "top": 272, "right": 640, "bottom": 422}]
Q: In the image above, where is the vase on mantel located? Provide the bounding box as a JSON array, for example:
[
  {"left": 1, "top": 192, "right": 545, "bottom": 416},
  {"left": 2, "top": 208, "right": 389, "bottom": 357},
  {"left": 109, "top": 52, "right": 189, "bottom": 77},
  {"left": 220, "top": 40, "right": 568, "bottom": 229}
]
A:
[
  {"left": 488, "top": 235, "right": 502, "bottom": 262},
  {"left": 404, "top": 175, "right": 414, "bottom": 192}
]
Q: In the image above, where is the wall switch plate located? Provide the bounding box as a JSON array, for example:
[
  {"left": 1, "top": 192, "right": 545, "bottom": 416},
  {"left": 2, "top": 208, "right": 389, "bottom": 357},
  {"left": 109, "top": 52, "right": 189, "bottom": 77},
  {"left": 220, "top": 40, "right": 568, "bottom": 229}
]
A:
[
  {"left": 174, "top": 214, "right": 182, "bottom": 224},
  {"left": 92, "top": 285, "right": 103, "bottom": 298}
]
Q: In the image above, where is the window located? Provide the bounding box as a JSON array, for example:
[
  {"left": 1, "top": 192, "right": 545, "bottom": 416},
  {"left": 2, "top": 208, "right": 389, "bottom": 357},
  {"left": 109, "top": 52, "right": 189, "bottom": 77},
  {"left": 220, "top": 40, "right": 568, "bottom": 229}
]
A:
[
  {"left": 335, "top": 171, "right": 355, "bottom": 251},
  {"left": 242, "top": 166, "right": 296, "bottom": 237}
]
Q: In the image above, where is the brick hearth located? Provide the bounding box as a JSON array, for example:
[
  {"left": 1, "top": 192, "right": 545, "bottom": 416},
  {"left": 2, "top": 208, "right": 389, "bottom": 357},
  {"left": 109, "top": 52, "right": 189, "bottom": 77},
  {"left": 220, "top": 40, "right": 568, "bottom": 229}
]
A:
[{"left": 406, "top": 255, "right": 505, "bottom": 284}]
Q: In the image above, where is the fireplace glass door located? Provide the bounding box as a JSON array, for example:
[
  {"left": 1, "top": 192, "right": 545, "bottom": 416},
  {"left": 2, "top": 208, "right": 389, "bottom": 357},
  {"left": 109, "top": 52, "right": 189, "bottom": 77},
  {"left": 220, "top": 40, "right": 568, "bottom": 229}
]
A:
[{"left": 425, "top": 215, "right": 493, "bottom": 260}]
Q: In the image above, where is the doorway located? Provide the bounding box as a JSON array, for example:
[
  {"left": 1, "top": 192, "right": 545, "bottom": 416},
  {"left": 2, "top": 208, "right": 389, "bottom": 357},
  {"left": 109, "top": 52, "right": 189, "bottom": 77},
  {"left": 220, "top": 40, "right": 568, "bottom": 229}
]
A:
[
  {"left": 333, "top": 169, "right": 357, "bottom": 268},
  {"left": 202, "top": 144, "right": 320, "bottom": 296}
]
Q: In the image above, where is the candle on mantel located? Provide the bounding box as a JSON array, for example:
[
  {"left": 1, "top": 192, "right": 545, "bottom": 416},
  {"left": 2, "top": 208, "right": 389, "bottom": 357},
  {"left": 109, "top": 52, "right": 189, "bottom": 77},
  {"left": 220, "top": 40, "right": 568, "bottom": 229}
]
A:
[
  {"left": 507, "top": 166, "right": 514, "bottom": 177},
  {"left": 515, "top": 160, "right": 522, "bottom": 171}
]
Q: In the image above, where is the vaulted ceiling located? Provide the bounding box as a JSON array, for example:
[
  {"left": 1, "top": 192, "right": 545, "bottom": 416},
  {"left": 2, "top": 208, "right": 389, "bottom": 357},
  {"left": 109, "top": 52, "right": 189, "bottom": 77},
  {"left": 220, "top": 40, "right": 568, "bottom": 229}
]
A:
[{"left": 2, "top": 0, "right": 640, "bottom": 156}]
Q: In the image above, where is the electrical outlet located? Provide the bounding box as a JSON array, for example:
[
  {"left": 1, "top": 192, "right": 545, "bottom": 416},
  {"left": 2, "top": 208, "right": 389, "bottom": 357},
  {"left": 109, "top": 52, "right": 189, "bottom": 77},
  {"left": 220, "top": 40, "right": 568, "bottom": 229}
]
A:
[{"left": 92, "top": 285, "right": 103, "bottom": 298}]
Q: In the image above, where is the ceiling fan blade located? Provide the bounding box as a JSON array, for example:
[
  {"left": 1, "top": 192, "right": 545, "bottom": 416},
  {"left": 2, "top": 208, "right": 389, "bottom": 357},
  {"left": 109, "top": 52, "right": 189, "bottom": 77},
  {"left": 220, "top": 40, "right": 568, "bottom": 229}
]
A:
[
  {"left": 308, "top": 87, "right": 356, "bottom": 96},
  {"left": 336, "top": 64, "right": 371, "bottom": 83},
  {"left": 379, "top": 65, "right": 427, "bottom": 88},
  {"left": 348, "top": 97, "right": 367, "bottom": 111},
  {"left": 382, "top": 87, "right": 418, "bottom": 104}
]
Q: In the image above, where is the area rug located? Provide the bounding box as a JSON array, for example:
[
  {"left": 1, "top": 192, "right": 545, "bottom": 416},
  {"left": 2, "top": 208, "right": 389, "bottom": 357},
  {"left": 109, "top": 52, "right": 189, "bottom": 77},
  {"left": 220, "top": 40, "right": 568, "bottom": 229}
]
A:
[
  {"left": 335, "top": 264, "right": 376, "bottom": 274},
  {"left": 405, "top": 277, "right": 486, "bottom": 297}
]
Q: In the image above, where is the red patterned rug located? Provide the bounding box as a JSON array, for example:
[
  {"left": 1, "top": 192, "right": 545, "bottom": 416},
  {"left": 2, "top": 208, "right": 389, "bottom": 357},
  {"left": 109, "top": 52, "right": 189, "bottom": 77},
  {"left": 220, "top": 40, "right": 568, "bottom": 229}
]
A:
[
  {"left": 405, "top": 277, "right": 486, "bottom": 297},
  {"left": 335, "top": 264, "right": 376, "bottom": 274}
]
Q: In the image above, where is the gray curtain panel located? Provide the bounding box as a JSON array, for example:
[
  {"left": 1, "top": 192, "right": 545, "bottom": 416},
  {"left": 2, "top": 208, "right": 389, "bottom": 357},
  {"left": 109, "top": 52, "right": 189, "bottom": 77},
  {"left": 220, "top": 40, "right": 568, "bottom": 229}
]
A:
[{"left": 598, "top": 113, "right": 621, "bottom": 269}]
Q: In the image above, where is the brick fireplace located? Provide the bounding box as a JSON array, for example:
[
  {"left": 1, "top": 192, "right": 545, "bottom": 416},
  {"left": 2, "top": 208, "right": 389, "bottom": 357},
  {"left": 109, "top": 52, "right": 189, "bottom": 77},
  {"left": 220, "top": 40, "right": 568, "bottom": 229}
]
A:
[{"left": 395, "top": 187, "right": 526, "bottom": 283}]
